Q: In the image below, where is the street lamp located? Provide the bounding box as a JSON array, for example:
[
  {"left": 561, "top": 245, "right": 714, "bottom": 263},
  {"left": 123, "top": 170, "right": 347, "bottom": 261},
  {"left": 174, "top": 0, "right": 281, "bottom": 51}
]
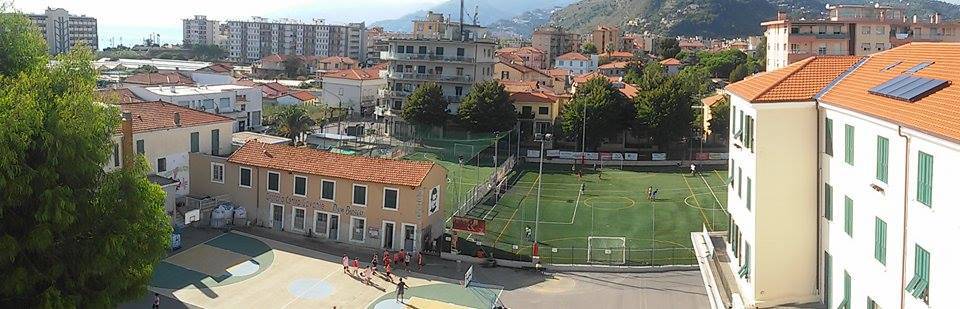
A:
[{"left": 534, "top": 133, "right": 552, "bottom": 249}]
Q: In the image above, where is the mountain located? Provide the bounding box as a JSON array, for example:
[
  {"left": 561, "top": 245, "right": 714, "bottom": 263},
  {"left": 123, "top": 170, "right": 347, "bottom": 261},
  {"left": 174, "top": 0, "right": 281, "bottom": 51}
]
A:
[
  {"left": 549, "top": 0, "right": 960, "bottom": 38},
  {"left": 487, "top": 7, "right": 567, "bottom": 38},
  {"left": 371, "top": 0, "right": 578, "bottom": 32}
]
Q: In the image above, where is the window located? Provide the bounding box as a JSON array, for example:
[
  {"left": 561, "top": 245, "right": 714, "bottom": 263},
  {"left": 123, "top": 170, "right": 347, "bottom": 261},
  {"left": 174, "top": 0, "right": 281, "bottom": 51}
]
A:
[
  {"left": 384, "top": 188, "right": 398, "bottom": 210},
  {"left": 321, "top": 180, "right": 335, "bottom": 201},
  {"left": 157, "top": 158, "right": 167, "bottom": 172},
  {"left": 729, "top": 159, "right": 735, "bottom": 187},
  {"left": 875, "top": 217, "right": 887, "bottom": 265},
  {"left": 746, "top": 177, "right": 752, "bottom": 210},
  {"left": 876, "top": 26, "right": 884, "bottom": 35},
  {"left": 190, "top": 132, "right": 200, "bottom": 153},
  {"left": 435, "top": 46, "right": 444, "bottom": 55},
  {"left": 844, "top": 124, "right": 855, "bottom": 165},
  {"left": 840, "top": 271, "right": 851, "bottom": 308},
  {"left": 405, "top": 45, "right": 414, "bottom": 53},
  {"left": 292, "top": 208, "right": 306, "bottom": 231},
  {"left": 875, "top": 43, "right": 885, "bottom": 51},
  {"left": 351, "top": 217, "right": 366, "bottom": 242},
  {"left": 538, "top": 107, "right": 549, "bottom": 115},
  {"left": 862, "top": 43, "right": 871, "bottom": 51},
  {"left": 731, "top": 106, "right": 737, "bottom": 137},
  {"left": 876, "top": 136, "right": 889, "bottom": 183},
  {"left": 455, "top": 86, "right": 463, "bottom": 96},
  {"left": 353, "top": 184, "right": 367, "bottom": 206},
  {"left": 456, "top": 47, "right": 464, "bottom": 56},
  {"left": 417, "top": 65, "right": 426, "bottom": 74},
  {"left": 239, "top": 167, "right": 252, "bottom": 188},
  {"left": 917, "top": 151, "right": 933, "bottom": 206},
  {"left": 501, "top": 71, "right": 510, "bottom": 79},
  {"left": 818, "top": 46, "right": 827, "bottom": 55},
  {"left": 825, "top": 118, "right": 834, "bottom": 155},
  {"left": 844, "top": 196, "right": 853, "bottom": 237},
  {"left": 418, "top": 46, "right": 427, "bottom": 54},
  {"left": 737, "top": 167, "right": 743, "bottom": 197},
  {"left": 738, "top": 242, "right": 751, "bottom": 280},
  {"left": 113, "top": 143, "right": 120, "bottom": 167},
  {"left": 267, "top": 171, "right": 280, "bottom": 192},
  {"left": 825, "top": 252, "right": 833, "bottom": 308},
  {"left": 211, "top": 129, "right": 220, "bottom": 156},
  {"left": 136, "top": 139, "right": 145, "bottom": 154},
  {"left": 521, "top": 106, "right": 532, "bottom": 116},
  {"left": 861, "top": 26, "right": 871, "bottom": 34},
  {"left": 294, "top": 175, "right": 307, "bottom": 197},
  {"left": 218, "top": 97, "right": 230, "bottom": 109},
  {"left": 819, "top": 25, "right": 827, "bottom": 34},
  {"left": 211, "top": 163, "right": 224, "bottom": 183},
  {"left": 825, "top": 183, "right": 833, "bottom": 220},
  {"left": 905, "top": 245, "right": 930, "bottom": 302}
]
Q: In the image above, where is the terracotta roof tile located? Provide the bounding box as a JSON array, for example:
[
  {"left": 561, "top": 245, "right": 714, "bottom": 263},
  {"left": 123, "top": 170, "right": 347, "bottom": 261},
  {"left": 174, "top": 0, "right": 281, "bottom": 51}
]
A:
[
  {"left": 726, "top": 56, "right": 863, "bottom": 103},
  {"left": 599, "top": 61, "right": 630, "bottom": 69},
  {"left": 96, "top": 88, "right": 145, "bottom": 104},
  {"left": 228, "top": 141, "right": 437, "bottom": 187},
  {"left": 124, "top": 72, "right": 194, "bottom": 86},
  {"left": 659, "top": 58, "right": 682, "bottom": 66},
  {"left": 319, "top": 56, "right": 358, "bottom": 65},
  {"left": 120, "top": 101, "right": 233, "bottom": 133},
  {"left": 819, "top": 43, "right": 960, "bottom": 142},
  {"left": 321, "top": 69, "right": 381, "bottom": 80},
  {"left": 287, "top": 91, "right": 316, "bottom": 101},
  {"left": 510, "top": 91, "right": 559, "bottom": 104},
  {"left": 499, "top": 80, "right": 540, "bottom": 93},
  {"left": 557, "top": 52, "right": 589, "bottom": 61}
]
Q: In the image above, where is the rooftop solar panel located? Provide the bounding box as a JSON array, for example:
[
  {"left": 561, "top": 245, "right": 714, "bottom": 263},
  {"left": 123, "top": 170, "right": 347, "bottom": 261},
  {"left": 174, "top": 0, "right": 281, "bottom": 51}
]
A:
[
  {"left": 904, "top": 61, "right": 933, "bottom": 74},
  {"left": 868, "top": 74, "right": 949, "bottom": 102},
  {"left": 881, "top": 61, "right": 902, "bottom": 72}
]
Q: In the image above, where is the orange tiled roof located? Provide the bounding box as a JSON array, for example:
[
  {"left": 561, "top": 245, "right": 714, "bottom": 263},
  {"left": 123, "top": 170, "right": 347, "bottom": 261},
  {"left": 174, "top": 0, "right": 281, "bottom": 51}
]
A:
[
  {"left": 701, "top": 93, "right": 726, "bottom": 107},
  {"left": 124, "top": 72, "right": 194, "bottom": 86},
  {"left": 726, "top": 56, "right": 863, "bottom": 103},
  {"left": 287, "top": 91, "right": 317, "bottom": 101},
  {"left": 199, "top": 63, "right": 233, "bottom": 73},
  {"left": 601, "top": 51, "right": 635, "bottom": 58},
  {"left": 319, "top": 56, "right": 358, "bottom": 65},
  {"left": 573, "top": 71, "right": 606, "bottom": 84},
  {"left": 599, "top": 61, "right": 630, "bottom": 69},
  {"left": 510, "top": 91, "right": 560, "bottom": 104},
  {"left": 120, "top": 101, "right": 233, "bottom": 134},
  {"left": 659, "top": 58, "right": 682, "bottom": 66},
  {"left": 557, "top": 52, "right": 589, "bottom": 61},
  {"left": 543, "top": 69, "right": 569, "bottom": 78},
  {"left": 499, "top": 80, "right": 540, "bottom": 93},
  {"left": 96, "top": 88, "right": 145, "bottom": 104},
  {"left": 619, "top": 83, "right": 639, "bottom": 98},
  {"left": 819, "top": 43, "right": 960, "bottom": 142},
  {"left": 228, "top": 141, "right": 437, "bottom": 187},
  {"left": 321, "top": 69, "right": 381, "bottom": 80}
]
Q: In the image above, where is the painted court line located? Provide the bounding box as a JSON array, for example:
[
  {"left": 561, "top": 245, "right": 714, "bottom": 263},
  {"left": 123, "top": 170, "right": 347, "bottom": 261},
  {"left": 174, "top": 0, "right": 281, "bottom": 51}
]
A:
[
  {"left": 278, "top": 266, "right": 339, "bottom": 309},
  {"left": 494, "top": 174, "right": 540, "bottom": 245},
  {"left": 163, "top": 232, "right": 229, "bottom": 262},
  {"left": 699, "top": 174, "right": 725, "bottom": 209},
  {"left": 489, "top": 187, "right": 582, "bottom": 225},
  {"left": 681, "top": 174, "right": 714, "bottom": 231}
]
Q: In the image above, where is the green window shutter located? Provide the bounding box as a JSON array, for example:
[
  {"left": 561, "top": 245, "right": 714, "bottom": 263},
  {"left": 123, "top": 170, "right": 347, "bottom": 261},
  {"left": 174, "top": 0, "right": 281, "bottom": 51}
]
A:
[
  {"left": 844, "top": 196, "right": 853, "bottom": 237},
  {"left": 917, "top": 152, "right": 933, "bottom": 207},
  {"left": 211, "top": 129, "right": 220, "bottom": 156},
  {"left": 190, "top": 132, "right": 200, "bottom": 153},
  {"left": 874, "top": 218, "right": 887, "bottom": 265},
  {"left": 843, "top": 271, "right": 851, "bottom": 306},
  {"left": 731, "top": 105, "right": 737, "bottom": 138},
  {"left": 746, "top": 177, "right": 752, "bottom": 210},
  {"left": 738, "top": 167, "right": 743, "bottom": 197},
  {"left": 729, "top": 159, "right": 735, "bottom": 187},
  {"left": 844, "top": 124, "right": 855, "bottom": 165},
  {"left": 825, "top": 183, "right": 833, "bottom": 221},
  {"left": 825, "top": 252, "right": 833, "bottom": 308},
  {"left": 825, "top": 118, "right": 834, "bottom": 156},
  {"left": 876, "top": 136, "right": 889, "bottom": 183}
]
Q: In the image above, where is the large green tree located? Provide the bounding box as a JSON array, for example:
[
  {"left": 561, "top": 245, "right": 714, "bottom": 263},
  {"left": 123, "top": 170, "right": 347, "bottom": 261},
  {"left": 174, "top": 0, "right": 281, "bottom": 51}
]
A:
[
  {"left": 729, "top": 63, "right": 749, "bottom": 82},
  {"left": 658, "top": 37, "right": 681, "bottom": 60},
  {"left": 401, "top": 83, "right": 448, "bottom": 127},
  {"left": 634, "top": 76, "right": 696, "bottom": 148},
  {"left": 190, "top": 44, "right": 226, "bottom": 61},
  {"left": 457, "top": 80, "right": 517, "bottom": 132},
  {"left": 560, "top": 77, "right": 635, "bottom": 150},
  {"left": 0, "top": 11, "right": 170, "bottom": 308},
  {"left": 708, "top": 96, "right": 730, "bottom": 138},
  {"left": 268, "top": 105, "right": 316, "bottom": 145},
  {"left": 581, "top": 42, "right": 598, "bottom": 54}
]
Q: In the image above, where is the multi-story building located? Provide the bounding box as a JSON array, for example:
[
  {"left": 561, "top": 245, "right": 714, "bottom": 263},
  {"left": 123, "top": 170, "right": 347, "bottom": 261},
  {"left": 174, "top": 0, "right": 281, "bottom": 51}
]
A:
[
  {"left": 183, "top": 15, "right": 221, "bottom": 46},
  {"left": 496, "top": 46, "right": 548, "bottom": 69},
  {"left": 320, "top": 69, "right": 385, "bottom": 115},
  {"left": 694, "top": 43, "right": 960, "bottom": 309},
  {"left": 532, "top": 25, "right": 581, "bottom": 65},
  {"left": 591, "top": 26, "right": 623, "bottom": 53},
  {"left": 129, "top": 84, "right": 263, "bottom": 132},
  {"left": 26, "top": 8, "right": 97, "bottom": 55},
  {"left": 554, "top": 52, "right": 599, "bottom": 75},
  {"left": 225, "top": 17, "right": 367, "bottom": 64},
  {"left": 764, "top": 6, "right": 960, "bottom": 71},
  {"left": 412, "top": 11, "right": 487, "bottom": 41},
  {"left": 189, "top": 141, "right": 448, "bottom": 251}
]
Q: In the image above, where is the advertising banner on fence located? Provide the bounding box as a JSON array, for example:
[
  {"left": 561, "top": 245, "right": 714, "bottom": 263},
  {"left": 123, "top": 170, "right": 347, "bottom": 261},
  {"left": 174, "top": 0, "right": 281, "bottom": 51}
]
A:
[
  {"left": 611, "top": 153, "right": 624, "bottom": 160},
  {"left": 599, "top": 152, "right": 613, "bottom": 160},
  {"left": 652, "top": 153, "right": 667, "bottom": 161},
  {"left": 526, "top": 150, "right": 540, "bottom": 158},
  {"left": 624, "top": 153, "right": 639, "bottom": 160},
  {"left": 452, "top": 216, "right": 486, "bottom": 235},
  {"left": 695, "top": 152, "right": 710, "bottom": 160},
  {"left": 546, "top": 149, "right": 561, "bottom": 157},
  {"left": 709, "top": 152, "right": 729, "bottom": 160}
]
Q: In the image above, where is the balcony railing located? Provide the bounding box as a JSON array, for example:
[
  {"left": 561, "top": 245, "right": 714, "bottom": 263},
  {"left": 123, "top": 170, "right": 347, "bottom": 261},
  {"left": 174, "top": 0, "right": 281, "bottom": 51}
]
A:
[
  {"left": 380, "top": 51, "right": 475, "bottom": 63},
  {"left": 379, "top": 89, "right": 412, "bottom": 97},
  {"left": 386, "top": 72, "right": 473, "bottom": 83},
  {"left": 793, "top": 32, "right": 849, "bottom": 39}
]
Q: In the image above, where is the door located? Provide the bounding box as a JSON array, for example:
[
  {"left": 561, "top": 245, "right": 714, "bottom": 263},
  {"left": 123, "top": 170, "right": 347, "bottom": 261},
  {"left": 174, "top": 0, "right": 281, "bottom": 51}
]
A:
[
  {"left": 383, "top": 222, "right": 395, "bottom": 249},
  {"left": 403, "top": 225, "right": 416, "bottom": 251},
  {"left": 328, "top": 214, "right": 340, "bottom": 240},
  {"left": 272, "top": 204, "right": 284, "bottom": 231},
  {"left": 315, "top": 212, "right": 328, "bottom": 238}
]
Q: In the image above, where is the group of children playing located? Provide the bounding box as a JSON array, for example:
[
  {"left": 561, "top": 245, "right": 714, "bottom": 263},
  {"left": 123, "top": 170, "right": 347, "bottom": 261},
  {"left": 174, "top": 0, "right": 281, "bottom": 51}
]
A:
[{"left": 342, "top": 249, "right": 423, "bottom": 286}]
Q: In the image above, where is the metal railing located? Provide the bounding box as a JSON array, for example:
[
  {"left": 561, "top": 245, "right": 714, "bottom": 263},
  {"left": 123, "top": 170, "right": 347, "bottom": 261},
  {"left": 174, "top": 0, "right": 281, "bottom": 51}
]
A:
[
  {"left": 386, "top": 72, "right": 473, "bottom": 83},
  {"left": 380, "top": 51, "right": 476, "bottom": 63},
  {"left": 455, "top": 155, "right": 517, "bottom": 216}
]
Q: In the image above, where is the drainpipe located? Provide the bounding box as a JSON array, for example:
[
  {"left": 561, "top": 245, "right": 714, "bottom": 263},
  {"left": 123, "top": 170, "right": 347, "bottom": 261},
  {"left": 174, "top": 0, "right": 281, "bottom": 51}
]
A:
[
  {"left": 257, "top": 165, "right": 262, "bottom": 227},
  {"left": 898, "top": 126, "right": 910, "bottom": 309},
  {"left": 815, "top": 106, "right": 822, "bottom": 299}
]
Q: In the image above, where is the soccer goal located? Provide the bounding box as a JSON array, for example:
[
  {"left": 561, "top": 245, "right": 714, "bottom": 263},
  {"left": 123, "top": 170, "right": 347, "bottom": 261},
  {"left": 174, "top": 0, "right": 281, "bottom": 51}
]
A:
[{"left": 587, "top": 236, "right": 627, "bottom": 265}]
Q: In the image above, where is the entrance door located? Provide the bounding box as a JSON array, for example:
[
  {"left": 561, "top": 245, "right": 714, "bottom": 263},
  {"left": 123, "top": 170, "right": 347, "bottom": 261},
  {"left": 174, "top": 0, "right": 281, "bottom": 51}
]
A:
[
  {"left": 383, "top": 222, "right": 395, "bottom": 249},
  {"left": 328, "top": 214, "right": 340, "bottom": 240},
  {"left": 315, "top": 212, "right": 328, "bottom": 238},
  {"left": 403, "top": 225, "right": 416, "bottom": 251},
  {"left": 272, "top": 204, "right": 284, "bottom": 231}
]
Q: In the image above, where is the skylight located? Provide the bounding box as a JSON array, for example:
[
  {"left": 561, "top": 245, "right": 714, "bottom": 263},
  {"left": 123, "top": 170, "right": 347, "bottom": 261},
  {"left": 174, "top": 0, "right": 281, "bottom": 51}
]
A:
[{"left": 868, "top": 74, "right": 949, "bottom": 102}]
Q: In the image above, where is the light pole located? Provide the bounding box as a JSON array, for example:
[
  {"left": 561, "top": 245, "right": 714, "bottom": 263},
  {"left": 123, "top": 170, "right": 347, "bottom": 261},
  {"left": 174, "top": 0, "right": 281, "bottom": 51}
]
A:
[
  {"left": 580, "top": 101, "right": 587, "bottom": 167},
  {"left": 534, "top": 133, "right": 552, "bottom": 248},
  {"left": 692, "top": 105, "right": 709, "bottom": 159}
]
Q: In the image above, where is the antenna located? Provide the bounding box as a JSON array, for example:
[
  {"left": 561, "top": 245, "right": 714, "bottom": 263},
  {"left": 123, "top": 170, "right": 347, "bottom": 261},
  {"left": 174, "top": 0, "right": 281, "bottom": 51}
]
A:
[
  {"left": 459, "top": 0, "right": 465, "bottom": 41},
  {"left": 473, "top": 4, "right": 479, "bottom": 25}
]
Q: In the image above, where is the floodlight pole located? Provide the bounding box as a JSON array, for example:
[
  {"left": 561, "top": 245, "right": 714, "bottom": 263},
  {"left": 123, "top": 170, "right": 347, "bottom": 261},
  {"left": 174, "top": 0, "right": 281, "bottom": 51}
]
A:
[{"left": 534, "top": 133, "right": 552, "bottom": 247}]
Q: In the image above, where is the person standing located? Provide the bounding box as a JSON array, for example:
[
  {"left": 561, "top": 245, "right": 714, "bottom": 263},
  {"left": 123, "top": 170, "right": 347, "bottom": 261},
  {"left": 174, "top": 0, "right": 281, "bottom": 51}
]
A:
[
  {"left": 404, "top": 251, "right": 411, "bottom": 271},
  {"left": 342, "top": 254, "right": 350, "bottom": 274},
  {"left": 352, "top": 257, "right": 361, "bottom": 275},
  {"left": 652, "top": 188, "right": 659, "bottom": 201},
  {"left": 372, "top": 253, "right": 379, "bottom": 271},
  {"left": 690, "top": 163, "right": 697, "bottom": 175},
  {"left": 646, "top": 186, "right": 653, "bottom": 201},
  {"left": 385, "top": 262, "right": 393, "bottom": 283},
  {"left": 153, "top": 293, "right": 160, "bottom": 309},
  {"left": 417, "top": 251, "right": 424, "bottom": 271},
  {"left": 396, "top": 278, "right": 409, "bottom": 303}
]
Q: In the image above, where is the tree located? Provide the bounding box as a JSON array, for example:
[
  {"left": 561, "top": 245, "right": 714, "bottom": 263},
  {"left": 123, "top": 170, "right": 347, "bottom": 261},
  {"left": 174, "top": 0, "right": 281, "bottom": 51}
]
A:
[
  {"left": 401, "top": 83, "right": 448, "bottom": 127},
  {"left": 708, "top": 96, "right": 730, "bottom": 138},
  {"left": 284, "top": 56, "right": 305, "bottom": 78},
  {"left": 695, "top": 49, "right": 748, "bottom": 78},
  {"left": 658, "top": 37, "right": 681, "bottom": 60},
  {"left": 729, "top": 63, "right": 749, "bottom": 82},
  {"left": 635, "top": 76, "right": 696, "bottom": 148},
  {"left": 581, "top": 42, "right": 598, "bottom": 54},
  {"left": 190, "top": 44, "right": 226, "bottom": 61},
  {"left": 560, "top": 77, "right": 635, "bottom": 150},
  {"left": 133, "top": 65, "right": 159, "bottom": 74},
  {"left": 457, "top": 80, "right": 517, "bottom": 132},
  {"left": 0, "top": 11, "right": 170, "bottom": 308},
  {"left": 268, "top": 105, "right": 316, "bottom": 144}
]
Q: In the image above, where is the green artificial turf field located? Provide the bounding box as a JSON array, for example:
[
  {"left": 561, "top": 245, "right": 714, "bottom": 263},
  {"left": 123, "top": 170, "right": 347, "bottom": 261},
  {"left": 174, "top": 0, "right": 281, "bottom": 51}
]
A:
[{"left": 462, "top": 163, "right": 730, "bottom": 266}]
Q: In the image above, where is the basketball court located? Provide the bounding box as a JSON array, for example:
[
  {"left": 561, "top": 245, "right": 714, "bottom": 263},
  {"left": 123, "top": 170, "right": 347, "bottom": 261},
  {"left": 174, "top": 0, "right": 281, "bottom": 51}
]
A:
[{"left": 149, "top": 231, "right": 501, "bottom": 308}]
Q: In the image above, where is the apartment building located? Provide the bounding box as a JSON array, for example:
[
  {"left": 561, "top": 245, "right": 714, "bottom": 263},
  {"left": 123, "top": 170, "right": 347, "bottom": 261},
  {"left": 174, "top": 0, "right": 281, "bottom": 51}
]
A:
[
  {"left": 554, "top": 52, "right": 599, "bottom": 75},
  {"left": 495, "top": 46, "right": 548, "bottom": 70},
  {"left": 494, "top": 61, "right": 564, "bottom": 94},
  {"left": 591, "top": 26, "right": 623, "bottom": 53},
  {"left": 183, "top": 15, "right": 221, "bottom": 46},
  {"left": 532, "top": 25, "right": 581, "bottom": 65},
  {"left": 26, "top": 8, "right": 97, "bottom": 55},
  {"left": 129, "top": 84, "right": 263, "bottom": 132},
  {"left": 321, "top": 69, "right": 385, "bottom": 115},
  {"left": 694, "top": 43, "right": 960, "bottom": 309},
  {"left": 189, "top": 141, "right": 447, "bottom": 251},
  {"left": 225, "top": 17, "right": 367, "bottom": 64},
  {"left": 764, "top": 6, "right": 960, "bottom": 71},
  {"left": 412, "top": 11, "right": 487, "bottom": 41}
]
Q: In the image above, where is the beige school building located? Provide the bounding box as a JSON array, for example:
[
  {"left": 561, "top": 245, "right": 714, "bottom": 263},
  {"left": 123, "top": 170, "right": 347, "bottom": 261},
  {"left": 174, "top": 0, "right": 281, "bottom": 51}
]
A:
[{"left": 190, "top": 141, "right": 447, "bottom": 252}]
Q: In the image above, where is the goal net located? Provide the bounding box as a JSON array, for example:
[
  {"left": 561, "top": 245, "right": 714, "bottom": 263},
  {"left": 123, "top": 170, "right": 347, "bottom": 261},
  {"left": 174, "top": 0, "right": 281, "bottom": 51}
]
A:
[{"left": 587, "top": 236, "right": 627, "bottom": 265}]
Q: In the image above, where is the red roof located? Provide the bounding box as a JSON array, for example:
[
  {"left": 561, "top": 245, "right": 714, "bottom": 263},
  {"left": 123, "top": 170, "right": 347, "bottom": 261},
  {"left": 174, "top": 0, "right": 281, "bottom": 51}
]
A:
[
  {"left": 557, "top": 52, "right": 589, "bottom": 61},
  {"left": 659, "top": 58, "right": 682, "bottom": 66},
  {"left": 321, "top": 69, "right": 381, "bottom": 81},
  {"left": 120, "top": 101, "right": 233, "bottom": 134},
  {"left": 599, "top": 61, "right": 630, "bottom": 69},
  {"left": 198, "top": 63, "right": 233, "bottom": 73},
  {"left": 726, "top": 56, "right": 863, "bottom": 103},
  {"left": 319, "top": 56, "right": 358, "bottom": 65},
  {"left": 228, "top": 141, "right": 438, "bottom": 187},
  {"left": 286, "top": 91, "right": 317, "bottom": 101},
  {"left": 499, "top": 80, "right": 540, "bottom": 93},
  {"left": 96, "top": 88, "right": 145, "bottom": 104},
  {"left": 510, "top": 91, "right": 560, "bottom": 104},
  {"left": 124, "top": 72, "right": 194, "bottom": 86}
]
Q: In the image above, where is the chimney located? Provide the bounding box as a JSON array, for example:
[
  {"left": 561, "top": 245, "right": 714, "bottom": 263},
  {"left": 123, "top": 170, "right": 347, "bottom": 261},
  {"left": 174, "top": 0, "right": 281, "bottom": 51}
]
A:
[
  {"left": 121, "top": 112, "right": 135, "bottom": 169},
  {"left": 173, "top": 112, "right": 181, "bottom": 127},
  {"left": 913, "top": 15, "right": 918, "bottom": 24},
  {"left": 777, "top": 11, "right": 787, "bottom": 21},
  {"left": 934, "top": 12, "right": 941, "bottom": 24},
  {"left": 459, "top": 0, "right": 465, "bottom": 42}
]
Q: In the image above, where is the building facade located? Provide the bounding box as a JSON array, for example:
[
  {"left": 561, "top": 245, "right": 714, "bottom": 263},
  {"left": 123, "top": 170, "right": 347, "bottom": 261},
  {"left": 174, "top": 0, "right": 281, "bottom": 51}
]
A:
[
  {"left": 321, "top": 69, "right": 385, "bottom": 115},
  {"left": 554, "top": 52, "right": 598, "bottom": 75},
  {"left": 183, "top": 15, "right": 221, "bottom": 46},
  {"left": 129, "top": 84, "right": 263, "bottom": 132},
  {"left": 591, "top": 26, "right": 623, "bottom": 53},
  {"left": 532, "top": 25, "right": 581, "bottom": 66},
  {"left": 225, "top": 17, "right": 367, "bottom": 64},
  {"left": 189, "top": 141, "right": 447, "bottom": 252},
  {"left": 26, "top": 8, "right": 97, "bottom": 55}
]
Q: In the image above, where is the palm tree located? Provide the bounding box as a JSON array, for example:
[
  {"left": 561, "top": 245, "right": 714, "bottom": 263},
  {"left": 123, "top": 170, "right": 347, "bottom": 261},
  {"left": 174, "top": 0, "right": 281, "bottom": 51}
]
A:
[{"left": 269, "top": 105, "right": 316, "bottom": 145}]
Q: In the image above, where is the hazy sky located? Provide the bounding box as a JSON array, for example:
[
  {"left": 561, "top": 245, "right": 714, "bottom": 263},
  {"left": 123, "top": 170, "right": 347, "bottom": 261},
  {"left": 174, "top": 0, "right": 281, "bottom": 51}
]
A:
[{"left": 9, "top": 0, "right": 446, "bottom": 47}]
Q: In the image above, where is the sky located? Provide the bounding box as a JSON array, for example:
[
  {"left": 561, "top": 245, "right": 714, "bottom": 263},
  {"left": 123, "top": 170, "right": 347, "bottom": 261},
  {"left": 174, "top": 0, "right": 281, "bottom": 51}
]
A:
[{"left": 8, "top": 0, "right": 447, "bottom": 47}]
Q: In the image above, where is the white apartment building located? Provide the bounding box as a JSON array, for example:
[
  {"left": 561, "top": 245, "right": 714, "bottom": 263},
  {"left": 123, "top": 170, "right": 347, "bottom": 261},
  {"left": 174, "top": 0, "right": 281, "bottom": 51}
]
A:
[
  {"left": 26, "top": 8, "right": 98, "bottom": 55},
  {"left": 129, "top": 84, "right": 263, "bottom": 132},
  {"left": 320, "top": 69, "right": 386, "bottom": 116},
  {"left": 183, "top": 15, "right": 221, "bottom": 46},
  {"left": 694, "top": 43, "right": 960, "bottom": 309},
  {"left": 378, "top": 37, "right": 496, "bottom": 115},
  {"left": 225, "top": 17, "right": 366, "bottom": 64},
  {"left": 555, "top": 52, "right": 599, "bottom": 75}
]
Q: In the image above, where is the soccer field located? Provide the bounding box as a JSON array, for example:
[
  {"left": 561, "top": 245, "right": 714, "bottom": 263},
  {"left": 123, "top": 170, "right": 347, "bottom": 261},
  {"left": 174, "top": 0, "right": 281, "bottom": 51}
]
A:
[{"left": 463, "top": 163, "right": 729, "bottom": 266}]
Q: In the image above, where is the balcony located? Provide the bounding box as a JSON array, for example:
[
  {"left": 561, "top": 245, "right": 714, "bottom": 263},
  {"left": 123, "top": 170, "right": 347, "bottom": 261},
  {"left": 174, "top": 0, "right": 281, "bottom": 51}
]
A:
[
  {"left": 380, "top": 51, "right": 475, "bottom": 63},
  {"left": 385, "top": 72, "right": 474, "bottom": 84},
  {"left": 792, "top": 32, "right": 849, "bottom": 40},
  {"left": 379, "top": 89, "right": 411, "bottom": 98}
]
